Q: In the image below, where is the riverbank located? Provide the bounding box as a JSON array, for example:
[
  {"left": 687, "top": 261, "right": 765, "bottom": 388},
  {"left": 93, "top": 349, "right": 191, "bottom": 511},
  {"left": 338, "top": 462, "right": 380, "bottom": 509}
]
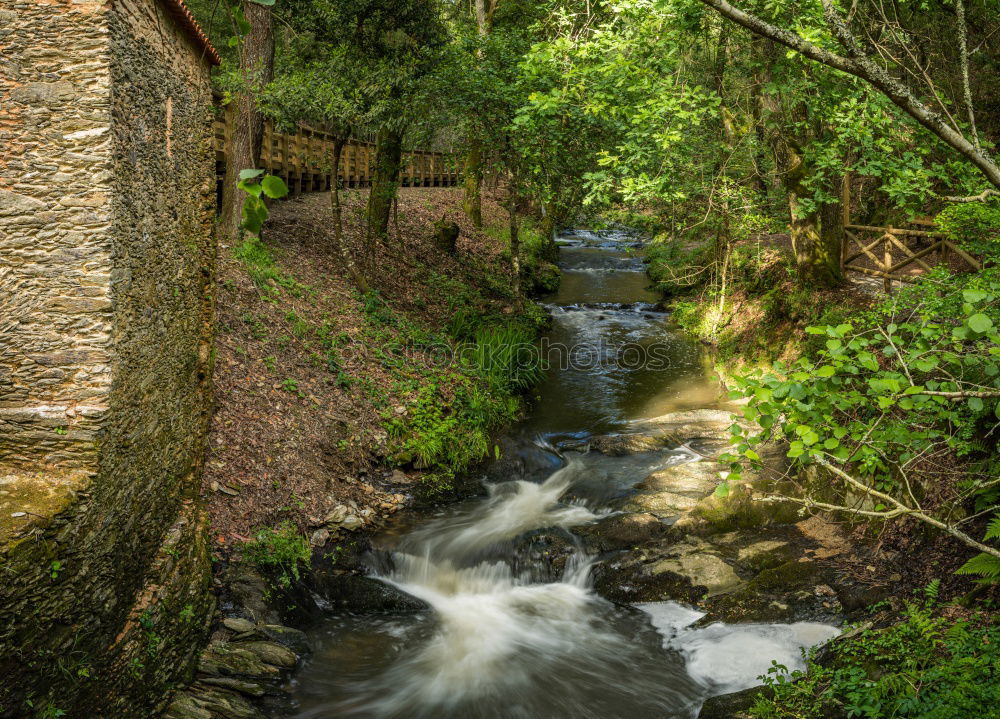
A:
[
  {"left": 648, "top": 233, "right": 1000, "bottom": 717},
  {"left": 204, "top": 187, "right": 546, "bottom": 540},
  {"left": 163, "top": 188, "right": 553, "bottom": 717}
]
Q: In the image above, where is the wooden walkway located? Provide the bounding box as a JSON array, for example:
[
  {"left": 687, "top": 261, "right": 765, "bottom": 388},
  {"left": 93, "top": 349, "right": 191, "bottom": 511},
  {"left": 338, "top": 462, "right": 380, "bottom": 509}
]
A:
[{"left": 212, "top": 116, "right": 458, "bottom": 197}]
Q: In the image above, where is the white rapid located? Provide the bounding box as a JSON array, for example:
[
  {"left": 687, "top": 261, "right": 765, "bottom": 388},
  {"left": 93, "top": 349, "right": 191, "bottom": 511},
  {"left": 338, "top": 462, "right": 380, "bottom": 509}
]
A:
[{"left": 286, "top": 230, "right": 837, "bottom": 719}]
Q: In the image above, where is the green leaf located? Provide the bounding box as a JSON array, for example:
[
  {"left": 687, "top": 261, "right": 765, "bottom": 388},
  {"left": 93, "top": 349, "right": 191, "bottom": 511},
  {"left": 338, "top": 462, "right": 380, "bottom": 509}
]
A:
[
  {"left": 967, "top": 313, "right": 993, "bottom": 334},
  {"left": 967, "top": 397, "right": 984, "bottom": 412},
  {"left": 261, "top": 175, "right": 289, "bottom": 199},
  {"left": 963, "top": 289, "right": 989, "bottom": 304},
  {"left": 713, "top": 481, "right": 730, "bottom": 498},
  {"left": 816, "top": 365, "right": 836, "bottom": 378},
  {"left": 239, "top": 168, "right": 265, "bottom": 181},
  {"left": 238, "top": 181, "right": 263, "bottom": 198},
  {"left": 823, "top": 438, "right": 840, "bottom": 450}
]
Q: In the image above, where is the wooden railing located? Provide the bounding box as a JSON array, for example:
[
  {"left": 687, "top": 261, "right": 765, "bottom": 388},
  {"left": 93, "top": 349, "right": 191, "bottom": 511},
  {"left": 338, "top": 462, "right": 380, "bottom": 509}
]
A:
[
  {"left": 841, "top": 179, "right": 981, "bottom": 291},
  {"left": 212, "top": 113, "right": 458, "bottom": 195}
]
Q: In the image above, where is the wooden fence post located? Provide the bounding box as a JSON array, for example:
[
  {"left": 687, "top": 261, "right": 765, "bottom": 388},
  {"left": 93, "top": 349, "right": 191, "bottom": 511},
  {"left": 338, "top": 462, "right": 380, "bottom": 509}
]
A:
[{"left": 884, "top": 230, "right": 893, "bottom": 293}]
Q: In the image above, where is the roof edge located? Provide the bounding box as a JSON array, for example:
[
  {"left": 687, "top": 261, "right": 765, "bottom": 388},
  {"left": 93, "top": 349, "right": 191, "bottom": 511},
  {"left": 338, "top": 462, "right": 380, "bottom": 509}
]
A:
[{"left": 158, "top": 0, "right": 222, "bottom": 66}]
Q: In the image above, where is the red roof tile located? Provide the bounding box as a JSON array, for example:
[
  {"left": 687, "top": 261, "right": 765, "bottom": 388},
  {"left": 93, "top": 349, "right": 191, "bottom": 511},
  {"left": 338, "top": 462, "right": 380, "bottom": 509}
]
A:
[{"left": 158, "top": 0, "right": 222, "bottom": 66}]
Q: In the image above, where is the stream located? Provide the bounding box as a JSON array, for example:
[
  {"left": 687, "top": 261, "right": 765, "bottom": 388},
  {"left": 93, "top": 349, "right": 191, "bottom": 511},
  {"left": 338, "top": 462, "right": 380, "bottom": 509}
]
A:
[{"left": 283, "top": 230, "right": 838, "bottom": 719}]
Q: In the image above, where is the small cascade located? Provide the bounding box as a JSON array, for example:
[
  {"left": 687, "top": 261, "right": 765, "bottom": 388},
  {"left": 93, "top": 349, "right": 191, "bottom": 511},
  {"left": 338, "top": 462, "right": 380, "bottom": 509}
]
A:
[{"left": 285, "top": 229, "right": 836, "bottom": 719}]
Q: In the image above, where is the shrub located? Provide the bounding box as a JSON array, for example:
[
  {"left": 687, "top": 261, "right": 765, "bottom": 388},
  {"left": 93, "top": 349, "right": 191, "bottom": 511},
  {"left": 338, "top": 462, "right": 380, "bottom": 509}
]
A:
[{"left": 241, "top": 522, "right": 311, "bottom": 588}]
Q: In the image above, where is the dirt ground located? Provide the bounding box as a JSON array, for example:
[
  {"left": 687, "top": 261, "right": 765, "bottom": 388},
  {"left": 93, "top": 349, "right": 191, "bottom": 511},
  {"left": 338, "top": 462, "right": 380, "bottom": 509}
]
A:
[{"left": 203, "top": 187, "right": 513, "bottom": 545}]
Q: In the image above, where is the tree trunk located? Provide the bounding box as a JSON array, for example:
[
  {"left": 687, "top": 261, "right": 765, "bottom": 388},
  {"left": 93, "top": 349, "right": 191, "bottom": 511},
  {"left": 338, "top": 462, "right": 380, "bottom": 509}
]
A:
[
  {"left": 330, "top": 140, "right": 368, "bottom": 292},
  {"left": 819, "top": 188, "right": 845, "bottom": 283},
  {"left": 508, "top": 194, "right": 521, "bottom": 296},
  {"left": 219, "top": 1, "right": 274, "bottom": 242},
  {"left": 789, "top": 192, "right": 842, "bottom": 288},
  {"left": 538, "top": 206, "right": 558, "bottom": 262},
  {"left": 462, "top": 140, "right": 484, "bottom": 229},
  {"left": 749, "top": 36, "right": 773, "bottom": 196},
  {"left": 367, "top": 126, "right": 404, "bottom": 240}
]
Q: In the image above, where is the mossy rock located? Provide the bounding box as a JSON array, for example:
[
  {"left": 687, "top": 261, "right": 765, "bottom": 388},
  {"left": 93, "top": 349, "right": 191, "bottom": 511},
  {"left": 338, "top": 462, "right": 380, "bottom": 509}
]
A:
[
  {"left": 432, "top": 219, "right": 460, "bottom": 253},
  {"left": 676, "top": 481, "right": 801, "bottom": 535},
  {"left": 703, "top": 559, "right": 839, "bottom": 623},
  {"left": 523, "top": 260, "right": 561, "bottom": 294}
]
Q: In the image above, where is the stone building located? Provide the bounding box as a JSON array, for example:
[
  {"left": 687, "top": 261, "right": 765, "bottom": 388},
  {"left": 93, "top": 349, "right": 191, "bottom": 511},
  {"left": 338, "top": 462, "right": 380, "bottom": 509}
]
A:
[{"left": 0, "top": 1, "right": 220, "bottom": 715}]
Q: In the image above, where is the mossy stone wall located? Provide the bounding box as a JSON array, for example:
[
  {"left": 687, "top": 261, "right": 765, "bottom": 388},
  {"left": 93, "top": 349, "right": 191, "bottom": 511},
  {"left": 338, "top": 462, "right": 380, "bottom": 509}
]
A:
[{"left": 0, "top": 1, "right": 217, "bottom": 716}]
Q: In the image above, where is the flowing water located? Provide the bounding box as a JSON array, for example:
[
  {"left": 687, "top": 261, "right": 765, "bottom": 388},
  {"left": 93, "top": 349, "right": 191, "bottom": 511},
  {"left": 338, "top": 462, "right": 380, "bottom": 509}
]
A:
[{"left": 284, "top": 229, "right": 838, "bottom": 719}]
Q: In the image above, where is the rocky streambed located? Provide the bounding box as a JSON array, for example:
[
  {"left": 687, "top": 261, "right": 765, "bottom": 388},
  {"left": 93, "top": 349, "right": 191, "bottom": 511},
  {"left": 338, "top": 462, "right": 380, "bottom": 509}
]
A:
[{"left": 165, "top": 230, "right": 880, "bottom": 719}]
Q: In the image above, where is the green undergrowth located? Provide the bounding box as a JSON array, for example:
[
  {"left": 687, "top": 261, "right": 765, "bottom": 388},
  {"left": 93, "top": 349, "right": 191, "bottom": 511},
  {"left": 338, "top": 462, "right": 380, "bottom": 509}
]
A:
[
  {"left": 486, "top": 217, "right": 561, "bottom": 295},
  {"left": 233, "top": 235, "right": 309, "bottom": 298},
  {"left": 360, "top": 288, "right": 547, "bottom": 495},
  {"left": 654, "top": 240, "right": 857, "bottom": 367},
  {"left": 241, "top": 522, "right": 311, "bottom": 589},
  {"left": 752, "top": 594, "right": 1000, "bottom": 719}
]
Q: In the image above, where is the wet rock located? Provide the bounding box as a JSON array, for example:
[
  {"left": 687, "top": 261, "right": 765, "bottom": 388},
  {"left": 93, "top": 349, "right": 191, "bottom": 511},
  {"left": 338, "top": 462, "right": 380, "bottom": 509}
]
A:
[
  {"left": 184, "top": 686, "right": 268, "bottom": 719},
  {"left": 239, "top": 640, "right": 298, "bottom": 668},
  {"left": 324, "top": 505, "right": 348, "bottom": 525},
  {"left": 197, "top": 676, "right": 267, "bottom": 698},
  {"left": 312, "top": 571, "right": 430, "bottom": 613},
  {"left": 622, "top": 489, "right": 701, "bottom": 518},
  {"left": 734, "top": 539, "right": 799, "bottom": 572},
  {"left": 830, "top": 578, "right": 894, "bottom": 613},
  {"left": 260, "top": 624, "right": 311, "bottom": 655},
  {"left": 574, "top": 512, "right": 668, "bottom": 552},
  {"left": 221, "top": 566, "right": 282, "bottom": 625},
  {"left": 198, "top": 642, "right": 283, "bottom": 681},
  {"left": 576, "top": 433, "right": 679, "bottom": 456},
  {"left": 509, "top": 530, "right": 578, "bottom": 581},
  {"left": 672, "top": 480, "right": 800, "bottom": 536},
  {"left": 163, "top": 693, "right": 214, "bottom": 719},
  {"left": 222, "top": 617, "right": 256, "bottom": 634},
  {"left": 340, "top": 514, "right": 364, "bottom": 531},
  {"left": 636, "top": 461, "right": 722, "bottom": 496},
  {"left": 592, "top": 552, "right": 704, "bottom": 604},
  {"left": 649, "top": 550, "right": 743, "bottom": 597},
  {"left": 698, "top": 684, "right": 770, "bottom": 718}
]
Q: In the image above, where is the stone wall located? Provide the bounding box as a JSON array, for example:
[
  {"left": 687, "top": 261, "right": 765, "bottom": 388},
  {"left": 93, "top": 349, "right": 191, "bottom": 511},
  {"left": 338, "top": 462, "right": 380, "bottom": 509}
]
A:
[{"left": 0, "top": 1, "right": 217, "bottom": 716}]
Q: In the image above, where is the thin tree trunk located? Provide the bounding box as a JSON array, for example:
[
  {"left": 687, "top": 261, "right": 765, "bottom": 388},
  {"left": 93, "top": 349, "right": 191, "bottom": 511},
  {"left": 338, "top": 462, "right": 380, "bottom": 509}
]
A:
[
  {"left": 790, "top": 192, "right": 842, "bottom": 288},
  {"left": 463, "top": 140, "right": 484, "bottom": 228},
  {"left": 367, "top": 126, "right": 404, "bottom": 240},
  {"left": 220, "top": 1, "right": 273, "bottom": 241},
  {"left": 330, "top": 140, "right": 368, "bottom": 292},
  {"left": 508, "top": 192, "right": 521, "bottom": 296},
  {"left": 955, "top": 0, "right": 979, "bottom": 150},
  {"left": 749, "top": 36, "right": 772, "bottom": 195},
  {"left": 820, "top": 188, "right": 845, "bottom": 284}
]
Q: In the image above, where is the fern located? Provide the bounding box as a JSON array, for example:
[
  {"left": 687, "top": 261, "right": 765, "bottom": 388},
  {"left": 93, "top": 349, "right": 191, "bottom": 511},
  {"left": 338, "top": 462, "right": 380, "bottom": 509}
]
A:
[
  {"left": 955, "top": 552, "right": 1000, "bottom": 583},
  {"left": 922, "top": 579, "right": 941, "bottom": 603},
  {"left": 953, "top": 512, "right": 1000, "bottom": 584},
  {"left": 985, "top": 514, "right": 1000, "bottom": 541}
]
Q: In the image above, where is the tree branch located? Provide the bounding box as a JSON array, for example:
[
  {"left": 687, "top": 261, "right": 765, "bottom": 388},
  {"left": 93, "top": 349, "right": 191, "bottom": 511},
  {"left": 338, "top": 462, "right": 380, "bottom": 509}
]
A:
[
  {"left": 917, "top": 390, "right": 1000, "bottom": 400},
  {"left": 955, "top": 0, "right": 980, "bottom": 151},
  {"left": 940, "top": 188, "right": 1000, "bottom": 203},
  {"left": 695, "top": 0, "right": 1000, "bottom": 189},
  {"left": 814, "top": 456, "right": 1000, "bottom": 560}
]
